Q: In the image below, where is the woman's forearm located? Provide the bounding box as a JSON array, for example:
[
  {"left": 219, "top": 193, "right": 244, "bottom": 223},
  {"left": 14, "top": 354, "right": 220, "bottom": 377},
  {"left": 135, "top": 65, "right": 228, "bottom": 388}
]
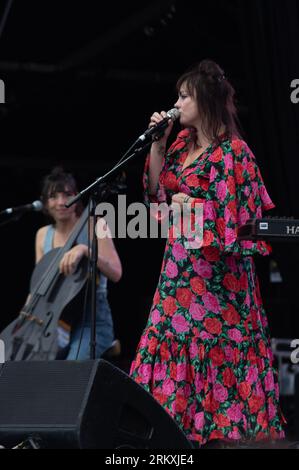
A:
[
  {"left": 148, "top": 141, "right": 166, "bottom": 195},
  {"left": 97, "top": 254, "right": 122, "bottom": 283}
]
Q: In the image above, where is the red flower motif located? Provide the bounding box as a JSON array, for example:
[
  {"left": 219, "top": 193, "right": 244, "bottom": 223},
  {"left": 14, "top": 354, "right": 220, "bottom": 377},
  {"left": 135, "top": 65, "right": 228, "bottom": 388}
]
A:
[
  {"left": 243, "top": 319, "right": 250, "bottom": 334},
  {"left": 248, "top": 194, "right": 256, "bottom": 213},
  {"left": 251, "top": 308, "right": 259, "bottom": 330},
  {"left": 210, "top": 430, "right": 224, "bottom": 440},
  {"left": 198, "top": 177, "right": 209, "bottom": 192},
  {"left": 153, "top": 289, "right": 160, "bottom": 305},
  {"left": 240, "top": 272, "right": 248, "bottom": 291},
  {"left": 209, "top": 147, "right": 223, "bottom": 163},
  {"left": 247, "top": 161, "right": 256, "bottom": 180},
  {"left": 191, "top": 197, "right": 205, "bottom": 208},
  {"left": 170, "top": 363, "right": 177, "bottom": 380},
  {"left": 270, "top": 427, "right": 280, "bottom": 439},
  {"left": 160, "top": 341, "right": 170, "bottom": 361},
  {"left": 258, "top": 339, "right": 267, "bottom": 358},
  {"left": 232, "top": 140, "right": 243, "bottom": 156},
  {"left": 135, "top": 353, "right": 142, "bottom": 368},
  {"left": 187, "top": 365, "right": 194, "bottom": 382},
  {"left": 190, "top": 277, "right": 206, "bottom": 295},
  {"left": 248, "top": 394, "right": 264, "bottom": 414},
  {"left": 233, "top": 348, "right": 241, "bottom": 363},
  {"left": 186, "top": 174, "right": 199, "bottom": 187},
  {"left": 202, "top": 246, "right": 220, "bottom": 262},
  {"left": 216, "top": 218, "right": 225, "bottom": 238},
  {"left": 209, "top": 346, "right": 225, "bottom": 366},
  {"left": 168, "top": 227, "right": 176, "bottom": 245},
  {"left": 257, "top": 411, "right": 268, "bottom": 429},
  {"left": 182, "top": 414, "right": 191, "bottom": 430},
  {"left": 213, "top": 414, "right": 231, "bottom": 428},
  {"left": 171, "top": 341, "right": 178, "bottom": 356},
  {"left": 222, "top": 367, "right": 236, "bottom": 387},
  {"left": 199, "top": 343, "right": 205, "bottom": 361},
  {"left": 239, "top": 381, "right": 252, "bottom": 400},
  {"left": 189, "top": 212, "right": 195, "bottom": 232},
  {"left": 227, "top": 200, "right": 237, "bottom": 220},
  {"left": 148, "top": 336, "right": 158, "bottom": 354},
  {"left": 162, "top": 296, "right": 177, "bottom": 316},
  {"left": 203, "top": 230, "right": 214, "bottom": 246},
  {"left": 174, "top": 141, "right": 187, "bottom": 151},
  {"left": 176, "top": 288, "right": 192, "bottom": 308},
  {"left": 204, "top": 317, "right": 222, "bottom": 335},
  {"left": 222, "top": 304, "right": 241, "bottom": 325},
  {"left": 247, "top": 347, "right": 258, "bottom": 364},
  {"left": 235, "top": 162, "right": 245, "bottom": 185},
  {"left": 164, "top": 172, "right": 178, "bottom": 191},
  {"left": 227, "top": 175, "right": 236, "bottom": 195},
  {"left": 223, "top": 273, "right": 240, "bottom": 293},
  {"left": 256, "top": 431, "right": 267, "bottom": 441},
  {"left": 203, "top": 392, "right": 220, "bottom": 413},
  {"left": 154, "top": 389, "right": 168, "bottom": 405},
  {"left": 177, "top": 129, "right": 190, "bottom": 140},
  {"left": 175, "top": 393, "right": 188, "bottom": 413}
]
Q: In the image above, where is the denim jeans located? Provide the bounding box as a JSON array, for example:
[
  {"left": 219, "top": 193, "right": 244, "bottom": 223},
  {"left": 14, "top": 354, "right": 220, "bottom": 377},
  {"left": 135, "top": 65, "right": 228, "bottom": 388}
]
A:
[{"left": 66, "top": 292, "right": 114, "bottom": 360}]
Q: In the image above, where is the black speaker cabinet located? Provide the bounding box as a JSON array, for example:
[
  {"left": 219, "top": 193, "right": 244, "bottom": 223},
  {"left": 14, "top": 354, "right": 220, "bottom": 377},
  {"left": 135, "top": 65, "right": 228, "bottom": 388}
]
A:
[
  {"left": 0, "top": 360, "right": 192, "bottom": 449},
  {"left": 295, "top": 373, "right": 299, "bottom": 440}
]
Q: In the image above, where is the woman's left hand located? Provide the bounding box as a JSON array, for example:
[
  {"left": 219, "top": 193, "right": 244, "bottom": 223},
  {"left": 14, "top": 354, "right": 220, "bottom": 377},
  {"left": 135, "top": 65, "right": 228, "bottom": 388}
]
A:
[{"left": 171, "top": 193, "right": 194, "bottom": 209}]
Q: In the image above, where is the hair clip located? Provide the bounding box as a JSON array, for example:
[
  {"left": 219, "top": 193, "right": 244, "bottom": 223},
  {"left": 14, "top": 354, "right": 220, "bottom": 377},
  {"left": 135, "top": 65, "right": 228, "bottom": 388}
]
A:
[{"left": 217, "top": 74, "right": 226, "bottom": 83}]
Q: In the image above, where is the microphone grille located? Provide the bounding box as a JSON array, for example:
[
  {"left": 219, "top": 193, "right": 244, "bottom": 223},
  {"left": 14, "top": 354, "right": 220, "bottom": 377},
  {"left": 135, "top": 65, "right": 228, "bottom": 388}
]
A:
[
  {"left": 32, "top": 200, "right": 43, "bottom": 211},
  {"left": 167, "top": 108, "right": 180, "bottom": 122}
]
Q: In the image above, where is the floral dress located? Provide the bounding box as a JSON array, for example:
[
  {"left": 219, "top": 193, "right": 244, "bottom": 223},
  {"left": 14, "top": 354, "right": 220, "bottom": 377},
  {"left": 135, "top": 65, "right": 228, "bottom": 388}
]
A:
[{"left": 130, "top": 129, "right": 285, "bottom": 445}]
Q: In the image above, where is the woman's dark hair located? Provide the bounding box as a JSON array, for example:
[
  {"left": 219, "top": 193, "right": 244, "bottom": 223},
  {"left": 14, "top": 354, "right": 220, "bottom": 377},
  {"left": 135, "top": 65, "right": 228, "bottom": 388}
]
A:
[
  {"left": 176, "top": 59, "right": 242, "bottom": 141},
  {"left": 40, "top": 167, "right": 83, "bottom": 220}
]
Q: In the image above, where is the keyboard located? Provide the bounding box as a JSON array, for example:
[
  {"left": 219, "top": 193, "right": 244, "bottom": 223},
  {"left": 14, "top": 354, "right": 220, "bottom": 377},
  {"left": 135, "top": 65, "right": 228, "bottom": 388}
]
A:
[{"left": 238, "top": 218, "right": 299, "bottom": 242}]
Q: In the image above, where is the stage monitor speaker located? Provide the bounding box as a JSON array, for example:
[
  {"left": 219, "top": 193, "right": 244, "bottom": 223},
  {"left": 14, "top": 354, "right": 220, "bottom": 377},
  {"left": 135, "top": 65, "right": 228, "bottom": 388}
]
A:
[
  {"left": 295, "top": 373, "right": 299, "bottom": 440},
  {"left": 0, "top": 360, "right": 193, "bottom": 449}
]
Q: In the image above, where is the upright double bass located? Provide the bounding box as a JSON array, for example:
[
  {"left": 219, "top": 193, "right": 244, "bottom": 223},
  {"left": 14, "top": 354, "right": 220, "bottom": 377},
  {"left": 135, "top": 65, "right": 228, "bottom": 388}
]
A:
[{"left": 0, "top": 204, "right": 91, "bottom": 361}]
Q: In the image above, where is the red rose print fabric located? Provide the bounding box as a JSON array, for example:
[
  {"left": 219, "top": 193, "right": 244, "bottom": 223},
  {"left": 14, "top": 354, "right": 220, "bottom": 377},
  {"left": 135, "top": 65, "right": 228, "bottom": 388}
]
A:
[{"left": 130, "top": 129, "right": 285, "bottom": 445}]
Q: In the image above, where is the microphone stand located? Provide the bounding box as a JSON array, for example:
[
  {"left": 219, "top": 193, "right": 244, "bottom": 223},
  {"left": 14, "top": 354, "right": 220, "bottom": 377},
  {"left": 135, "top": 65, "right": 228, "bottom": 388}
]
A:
[
  {"left": 89, "top": 194, "right": 98, "bottom": 360},
  {"left": 0, "top": 213, "right": 23, "bottom": 228},
  {"left": 65, "top": 138, "right": 153, "bottom": 360}
]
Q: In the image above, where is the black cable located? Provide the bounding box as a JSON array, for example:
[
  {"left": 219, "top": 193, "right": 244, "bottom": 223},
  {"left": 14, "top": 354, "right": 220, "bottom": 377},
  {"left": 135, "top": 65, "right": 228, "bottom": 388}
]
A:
[{"left": 0, "top": 0, "right": 14, "bottom": 40}]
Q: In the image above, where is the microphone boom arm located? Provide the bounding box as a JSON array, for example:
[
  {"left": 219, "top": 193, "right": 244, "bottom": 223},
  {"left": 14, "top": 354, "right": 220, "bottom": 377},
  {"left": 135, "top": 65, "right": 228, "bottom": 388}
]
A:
[{"left": 65, "top": 108, "right": 180, "bottom": 208}]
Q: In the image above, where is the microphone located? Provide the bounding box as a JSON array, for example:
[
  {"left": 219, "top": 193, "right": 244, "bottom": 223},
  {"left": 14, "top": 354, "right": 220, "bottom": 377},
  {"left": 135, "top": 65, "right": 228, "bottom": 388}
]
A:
[
  {"left": 1, "top": 200, "right": 43, "bottom": 215},
  {"left": 138, "top": 108, "right": 180, "bottom": 142}
]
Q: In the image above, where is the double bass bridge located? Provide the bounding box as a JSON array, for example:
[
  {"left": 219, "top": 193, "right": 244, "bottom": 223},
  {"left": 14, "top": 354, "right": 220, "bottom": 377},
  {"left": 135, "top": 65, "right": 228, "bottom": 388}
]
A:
[{"left": 19, "top": 310, "right": 44, "bottom": 326}]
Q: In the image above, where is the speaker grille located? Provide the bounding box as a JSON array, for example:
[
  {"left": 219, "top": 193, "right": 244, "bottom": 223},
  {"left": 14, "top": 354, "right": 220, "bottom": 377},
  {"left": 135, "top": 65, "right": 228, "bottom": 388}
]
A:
[
  {"left": 0, "top": 360, "right": 193, "bottom": 448},
  {"left": 0, "top": 361, "right": 95, "bottom": 426}
]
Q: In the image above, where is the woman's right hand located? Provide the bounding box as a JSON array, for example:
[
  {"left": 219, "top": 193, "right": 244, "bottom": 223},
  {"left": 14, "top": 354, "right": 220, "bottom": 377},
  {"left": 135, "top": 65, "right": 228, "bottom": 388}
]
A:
[
  {"left": 149, "top": 111, "right": 174, "bottom": 142},
  {"left": 59, "top": 244, "right": 88, "bottom": 276}
]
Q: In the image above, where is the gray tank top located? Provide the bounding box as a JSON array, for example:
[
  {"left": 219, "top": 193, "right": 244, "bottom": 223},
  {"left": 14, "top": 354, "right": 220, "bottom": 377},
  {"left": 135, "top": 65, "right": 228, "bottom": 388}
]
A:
[{"left": 43, "top": 224, "right": 108, "bottom": 293}]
